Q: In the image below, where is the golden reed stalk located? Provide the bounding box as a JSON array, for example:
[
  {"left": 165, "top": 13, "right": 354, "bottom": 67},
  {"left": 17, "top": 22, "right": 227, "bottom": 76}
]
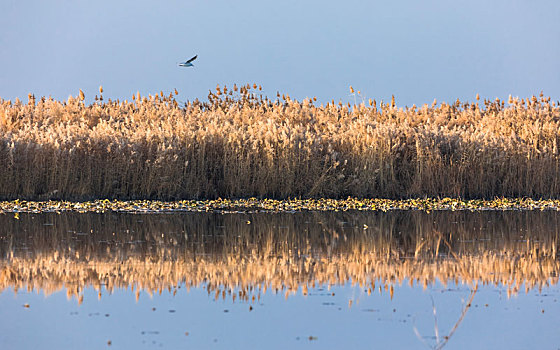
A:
[{"left": 0, "top": 87, "right": 559, "bottom": 199}]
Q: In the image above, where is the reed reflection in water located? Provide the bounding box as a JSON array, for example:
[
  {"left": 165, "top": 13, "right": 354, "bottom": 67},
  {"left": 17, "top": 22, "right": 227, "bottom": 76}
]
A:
[{"left": 1, "top": 210, "right": 558, "bottom": 301}]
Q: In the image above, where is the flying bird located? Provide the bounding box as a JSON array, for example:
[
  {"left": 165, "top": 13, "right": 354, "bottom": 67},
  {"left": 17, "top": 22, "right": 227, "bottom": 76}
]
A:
[{"left": 178, "top": 55, "right": 198, "bottom": 67}]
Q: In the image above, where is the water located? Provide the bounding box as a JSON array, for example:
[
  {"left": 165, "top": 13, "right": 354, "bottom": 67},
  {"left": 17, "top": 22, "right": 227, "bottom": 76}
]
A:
[{"left": 1, "top": 211, "right": 559, "bottom": 349}]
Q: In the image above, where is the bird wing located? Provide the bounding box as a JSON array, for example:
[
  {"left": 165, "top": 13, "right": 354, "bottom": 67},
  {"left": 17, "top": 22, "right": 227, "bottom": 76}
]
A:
[{"left": 186, "top": 55, "right": 198, "bottom": 63}]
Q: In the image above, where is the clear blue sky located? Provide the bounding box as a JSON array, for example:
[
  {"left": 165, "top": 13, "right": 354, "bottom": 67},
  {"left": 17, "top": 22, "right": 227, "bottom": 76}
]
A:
[{"left": 1, "top": 0, "right": 559, "bottom": 106}]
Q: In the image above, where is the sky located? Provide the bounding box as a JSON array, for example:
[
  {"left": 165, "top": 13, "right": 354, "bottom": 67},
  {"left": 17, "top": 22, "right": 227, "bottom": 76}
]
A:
[{"left": 1, "top": 0, "right": 559, "bottom": 107}]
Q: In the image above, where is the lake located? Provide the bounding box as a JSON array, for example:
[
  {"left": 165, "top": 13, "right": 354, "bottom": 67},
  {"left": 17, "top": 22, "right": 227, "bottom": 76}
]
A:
[{"left": 1, "top": 210, "right": 558, "bottom": 349}]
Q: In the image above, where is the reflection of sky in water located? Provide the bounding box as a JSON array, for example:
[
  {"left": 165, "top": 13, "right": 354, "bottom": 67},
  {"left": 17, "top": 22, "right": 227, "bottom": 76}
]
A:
[{"left": 1, "top": 281, "right": 558, "bottom": 350}]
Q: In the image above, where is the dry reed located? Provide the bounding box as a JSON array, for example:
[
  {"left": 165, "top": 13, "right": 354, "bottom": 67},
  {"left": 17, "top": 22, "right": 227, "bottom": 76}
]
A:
[{"left": 1, "top": 87, "right": 559, "bottom": 199}]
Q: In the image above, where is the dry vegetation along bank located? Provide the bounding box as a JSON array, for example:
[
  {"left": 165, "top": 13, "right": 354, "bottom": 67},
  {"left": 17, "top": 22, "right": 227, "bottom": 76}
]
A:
[{"left": 1, "top": 85, "right": 559, "bottom": 200}]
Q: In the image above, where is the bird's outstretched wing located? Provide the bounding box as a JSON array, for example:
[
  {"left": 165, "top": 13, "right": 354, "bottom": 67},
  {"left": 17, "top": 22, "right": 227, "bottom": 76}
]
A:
[{"left": 186, "top": 55, "right": 198, "bottom": 63}]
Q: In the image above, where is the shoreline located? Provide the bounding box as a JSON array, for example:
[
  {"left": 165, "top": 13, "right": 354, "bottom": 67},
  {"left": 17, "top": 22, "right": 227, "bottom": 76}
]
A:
[{"left": 2, "top": 197, "right": 560, "bottom": 213}]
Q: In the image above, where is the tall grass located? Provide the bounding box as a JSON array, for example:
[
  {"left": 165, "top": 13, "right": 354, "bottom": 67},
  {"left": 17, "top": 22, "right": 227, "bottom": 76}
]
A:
[{"left": 0, "top": 86, "right": 559, "bottom": 200}]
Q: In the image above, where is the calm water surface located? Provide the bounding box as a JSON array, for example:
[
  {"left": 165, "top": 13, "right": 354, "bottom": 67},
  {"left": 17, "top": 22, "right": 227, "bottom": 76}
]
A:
[{"left": 1, "top": 211, "right": 559, "bottom": 349}]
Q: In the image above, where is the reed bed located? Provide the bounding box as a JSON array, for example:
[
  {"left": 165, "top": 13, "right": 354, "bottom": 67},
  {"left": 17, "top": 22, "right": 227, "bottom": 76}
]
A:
[
  {"left": 1, "top": 211, "right": 558, "bottom": 301},
  {"left": 0, "top": 86, "right": 559, "bottom": 200}
]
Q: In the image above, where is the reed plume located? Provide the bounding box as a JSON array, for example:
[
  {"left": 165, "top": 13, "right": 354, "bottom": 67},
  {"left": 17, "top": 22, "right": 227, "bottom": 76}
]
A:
[{"left": 0, "top": 86, "right": 559, "bottom": 200}]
